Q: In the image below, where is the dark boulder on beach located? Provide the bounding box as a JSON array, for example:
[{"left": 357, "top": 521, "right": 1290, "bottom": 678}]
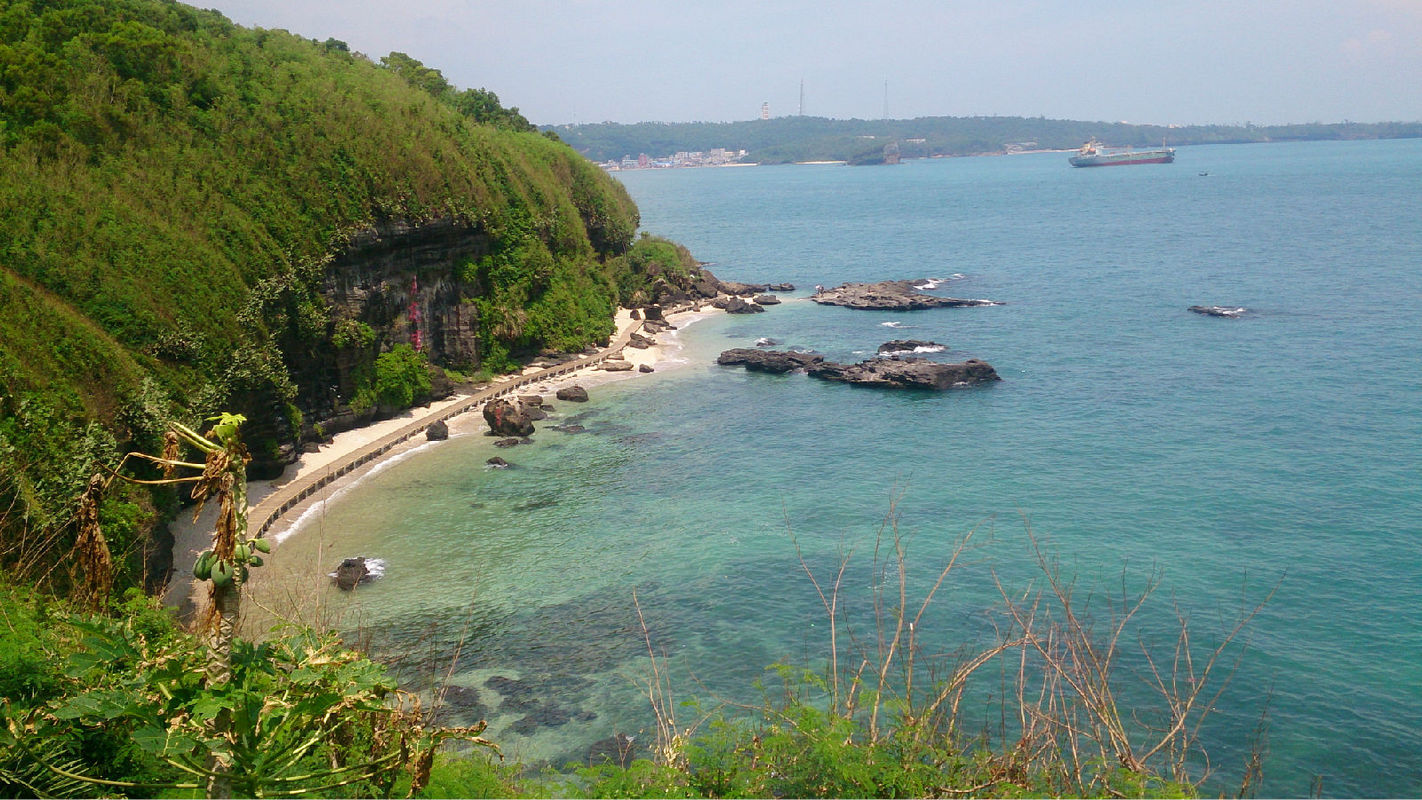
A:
[
  {"left": 809, "top": 357, "right": 1000, "bottom": 390},
  {"left": 556, "top": 385, "right": 589, "bottom": 402},
  {"left": 639, "top": 364, "right": 654, "bottom": 373},
  {"left": 754, "top": 294, "right": 781, "bottom": 305},
  {"left": 600, "top": 358, "right": 634, "bottom": 371},
  {"left": 724, "top": 296, "right": 766, "bottom": 314},
  {"left": 483, "top": 397, "right": 535, "bottom": 436},
  {"left": 1189, "top": 305, "right": 1247, "bottom": 317},
  {"left": 717, "top": 348, "right": 825, "bottom": 373},
  {"left": 333, "top": 557, "right": 370, "bottom": 591},
  {"left": 425, "top": 419, "right": 449, "bottom": 440},
  {"left": 812, "top": 279, "right": 1001, "bottom": 310}
]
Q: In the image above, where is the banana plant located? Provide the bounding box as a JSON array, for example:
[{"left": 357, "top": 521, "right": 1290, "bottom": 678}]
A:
[{"left": 97, "top": 412, "right": 262, "bottom": 796}]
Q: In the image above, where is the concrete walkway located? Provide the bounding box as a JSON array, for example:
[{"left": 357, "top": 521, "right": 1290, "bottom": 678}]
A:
[{"left": 246, "top": 320, "right": 643, "bottom": 539}]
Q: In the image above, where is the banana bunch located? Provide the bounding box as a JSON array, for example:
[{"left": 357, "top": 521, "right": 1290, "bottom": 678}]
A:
[{"left": 192, "top": 537, "right": 271, "bottom": 587}]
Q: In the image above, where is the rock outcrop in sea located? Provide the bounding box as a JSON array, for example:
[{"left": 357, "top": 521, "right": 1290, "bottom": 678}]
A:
[
  {"left": 811, "top": 279, "right": 1001, "bottom": 310},
  {"left": 718, "top": 348, "right": 999, "bottom": 390},
  {"left": 878, "top": 339, "right": 946, "bottom": 354},
  {"left": 809, "top": 357, "right": 1000, "bottom": 390},
  {"left": 1189, "top": 305, "right": 1248, "bottom": 317}
]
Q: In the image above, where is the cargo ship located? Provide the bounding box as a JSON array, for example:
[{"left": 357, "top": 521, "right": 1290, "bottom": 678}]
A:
[{"left": 1069, "top": 137, "right": 1175, "bottom": 167}]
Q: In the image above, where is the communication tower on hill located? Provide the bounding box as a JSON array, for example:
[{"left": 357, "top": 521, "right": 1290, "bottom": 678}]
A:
[{"left": 760, "top": 101, "right": 769, "bottom": 120}]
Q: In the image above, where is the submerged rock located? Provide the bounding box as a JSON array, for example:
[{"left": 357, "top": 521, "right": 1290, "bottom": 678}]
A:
[{"left": 587, "top": 733, "right": 642, "bottom": 768}]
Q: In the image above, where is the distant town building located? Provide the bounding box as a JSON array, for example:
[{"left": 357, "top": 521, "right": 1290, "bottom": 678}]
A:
[
  {"left": 760, "top": 102, "right": 769, "bottom": 120},
  {"left": 598, "top": 147, "right": 750, "bottom": 171}
]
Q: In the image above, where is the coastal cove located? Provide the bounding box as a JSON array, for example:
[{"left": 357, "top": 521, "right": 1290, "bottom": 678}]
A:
[{"left": 254, "top": 140, "right": 1421, "bottom": 797}]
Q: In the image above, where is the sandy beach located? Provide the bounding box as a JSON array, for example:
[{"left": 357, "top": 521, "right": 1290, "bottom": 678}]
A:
[{"left": 163, "top": 304, "right": 717, "bottom": 613}]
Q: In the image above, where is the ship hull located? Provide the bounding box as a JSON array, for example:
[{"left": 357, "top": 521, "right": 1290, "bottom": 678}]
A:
[{"left": 1069, "top": 150, "right": 1175, "bottom": 167}]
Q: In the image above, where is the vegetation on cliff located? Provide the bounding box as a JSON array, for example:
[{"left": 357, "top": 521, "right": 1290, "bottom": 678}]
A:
[{"left": 0, "top": 0, "right": 711, "bottom": 595}]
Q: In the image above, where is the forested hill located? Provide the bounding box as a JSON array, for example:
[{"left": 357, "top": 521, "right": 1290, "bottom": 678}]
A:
[
  {"left": 0, "top": 0, "right": 704, "bottom": 595},
  {"left": 550, "top": 115, "right": 1422, "bottom": 165}
]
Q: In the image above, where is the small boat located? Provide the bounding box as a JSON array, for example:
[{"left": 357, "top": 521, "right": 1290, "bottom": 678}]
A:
[{"left": 1069, "top": 137, "right": 1175, "bottom": 167}]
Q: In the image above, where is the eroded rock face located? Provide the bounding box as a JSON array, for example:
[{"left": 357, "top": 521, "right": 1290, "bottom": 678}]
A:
[
  {"left": 717, "top": 348, "right": 825, "bottom": 373},
  {"left": 811, "top": 279, "right": 1001, "bottom": 310}
]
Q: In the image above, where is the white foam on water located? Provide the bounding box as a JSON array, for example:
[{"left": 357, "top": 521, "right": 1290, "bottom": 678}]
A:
[{"left": 273, "top": 439, "right": 446, "bottom": 544}]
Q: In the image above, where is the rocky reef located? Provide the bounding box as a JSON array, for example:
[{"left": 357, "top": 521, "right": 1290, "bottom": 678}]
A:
[
  {"left": 811, "top": 279, "right": 1001, "bottom": 310},
  {"left": 719, "top": 348, "right": 999, "bottom": 390}
]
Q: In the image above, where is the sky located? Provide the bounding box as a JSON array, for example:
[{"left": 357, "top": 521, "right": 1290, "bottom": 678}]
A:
[{"left": 197, "top": 0, "right": 1422, "bottom": 127}]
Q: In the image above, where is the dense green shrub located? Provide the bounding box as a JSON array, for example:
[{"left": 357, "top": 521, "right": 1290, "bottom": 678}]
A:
[
  {"left": 373, "top": 344, "right": 433, "bottom": 409},
  {"left": 0, "top": 0, "right": 657, "bottom": 595}
]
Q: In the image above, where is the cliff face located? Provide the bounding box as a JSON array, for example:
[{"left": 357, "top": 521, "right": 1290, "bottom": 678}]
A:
[{"left": 268, "top": 218, "right": 490, "bottom": 446}]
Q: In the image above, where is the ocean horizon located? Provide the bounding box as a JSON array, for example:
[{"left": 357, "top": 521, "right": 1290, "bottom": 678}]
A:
[{"left": 259, "top": 139, "right": 1422, "bottom": 797}]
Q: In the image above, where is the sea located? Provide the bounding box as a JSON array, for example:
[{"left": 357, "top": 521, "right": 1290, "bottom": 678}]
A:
[{"left": 264, "top": 139, "right": 1422, "bottom": 797}]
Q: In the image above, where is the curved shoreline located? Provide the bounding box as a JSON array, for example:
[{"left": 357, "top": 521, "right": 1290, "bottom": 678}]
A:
[{"left": 162, "top": 305, "right": 712, "bottom": 610}]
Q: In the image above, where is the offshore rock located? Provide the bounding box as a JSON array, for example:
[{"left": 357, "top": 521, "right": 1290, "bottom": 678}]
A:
[
  {"left": 809, "top": 357, "right": 1001, "bottom": 390},
  {"left": 1189, "top": 305, "right": 1247, "bottom": 318},
  {"left": 754, "top": 294, "right": 781, "bottom": 305},
  {"left": 717, "top": 348, "right": 825, "bottom": 373},
  {"left": 483, "top": 398, "right": 535, "bottom": 437},
  {"left": 333, "top": 557, "right": 370, "bottom": 591},
  {"left": 811, "top": 279, "right": 1001, "bottom": 310},
  {"left": 878, "top": 339, "right": 947, "bottom": 354},
  {"left": 486, "top": 456, "right": 511, "bottom": 468}
]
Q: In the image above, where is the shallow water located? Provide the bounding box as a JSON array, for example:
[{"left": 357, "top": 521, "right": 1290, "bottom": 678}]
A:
[{"left": 265, "top": 140, "right": 1422, "bottom": 796}]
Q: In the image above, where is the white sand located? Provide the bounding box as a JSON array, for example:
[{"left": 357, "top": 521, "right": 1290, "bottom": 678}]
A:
[{"left": 163, "top": 304, "right": 717, "bottom": 612}]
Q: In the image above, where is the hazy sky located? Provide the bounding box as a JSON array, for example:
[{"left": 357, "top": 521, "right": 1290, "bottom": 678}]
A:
[{"left": 198, "top": 0, "right": 1422, "bottom": 127}]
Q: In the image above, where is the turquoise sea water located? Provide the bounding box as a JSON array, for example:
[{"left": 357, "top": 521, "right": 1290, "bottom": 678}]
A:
[{"left": 269, "top": 140, "right": 1422, "bottom": 796}]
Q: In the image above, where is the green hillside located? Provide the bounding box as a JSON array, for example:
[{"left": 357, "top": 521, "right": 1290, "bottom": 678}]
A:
[{"left": 0, "top": 0, "right": 701, "bottom": 592}]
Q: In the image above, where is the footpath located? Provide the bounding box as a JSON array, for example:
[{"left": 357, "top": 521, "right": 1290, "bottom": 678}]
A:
[{"left": 245, "top": 319, "right": 643, "bottom": 539}]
